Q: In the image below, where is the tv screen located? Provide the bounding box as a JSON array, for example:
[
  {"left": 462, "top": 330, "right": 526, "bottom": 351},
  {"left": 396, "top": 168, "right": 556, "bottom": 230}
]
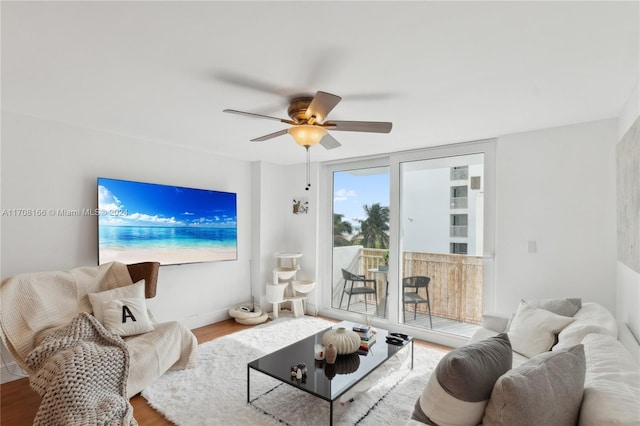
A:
[{"left": 98, "top": 177, "right": 237, "bottom": 266}]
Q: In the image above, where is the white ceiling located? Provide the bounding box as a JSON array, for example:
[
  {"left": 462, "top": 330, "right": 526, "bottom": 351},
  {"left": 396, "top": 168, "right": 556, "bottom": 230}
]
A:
[{"left": 2, "top": 1, "right": 638, "bottom": 165}]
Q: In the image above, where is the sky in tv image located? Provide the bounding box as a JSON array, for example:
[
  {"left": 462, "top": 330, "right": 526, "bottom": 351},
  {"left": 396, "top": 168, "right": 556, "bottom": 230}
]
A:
[{"left": 98, "top": 177, "right": 237, "bottom": 265}]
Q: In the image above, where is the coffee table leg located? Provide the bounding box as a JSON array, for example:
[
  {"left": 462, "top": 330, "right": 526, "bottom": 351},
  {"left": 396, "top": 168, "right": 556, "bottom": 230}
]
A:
[
  {"left": 330, "top": 400, "right": 333, "bottom": 426},
  {"left": 411, "top": 340, "right": 414, "bottom": 370},
  {"left": 247, "top": 366, "right": 250, "bottom": 403}
]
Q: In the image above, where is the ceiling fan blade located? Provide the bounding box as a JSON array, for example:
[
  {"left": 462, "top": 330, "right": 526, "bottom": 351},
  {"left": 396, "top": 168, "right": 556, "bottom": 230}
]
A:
[
  {"left": 214, "top": 71, "right": 294, "bottom": 97},
  {"left": 223, "top": 109, "right": 295, "bottom": 125},
  {"left": 319, "top": 133, "right": 342, "bottom": 150},
  {"left": 250, "top": 129, "right": 289, "bottom": 142},
  {"left": 306, "top": 91, "right": 342, "bottom": 123},
  {"left": 325, "top": 120, "right": 392, "bottom": 133}
]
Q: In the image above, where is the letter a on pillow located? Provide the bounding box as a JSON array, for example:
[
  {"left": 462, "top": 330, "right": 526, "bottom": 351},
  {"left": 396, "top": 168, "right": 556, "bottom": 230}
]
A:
[
  {"left": 102, "top": 297, "right": 154, "bottom": 337},
  {"left": 122, "top": 305, "right": 137, "bottom": 323}
]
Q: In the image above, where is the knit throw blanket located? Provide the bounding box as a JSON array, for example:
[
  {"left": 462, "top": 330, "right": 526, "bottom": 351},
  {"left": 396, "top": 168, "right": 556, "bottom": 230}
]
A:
[{"left": 25, "top": 312, "right": 137, "bottom": 426}]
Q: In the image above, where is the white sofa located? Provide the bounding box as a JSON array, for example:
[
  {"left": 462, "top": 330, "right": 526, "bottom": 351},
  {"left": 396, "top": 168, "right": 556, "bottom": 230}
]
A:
[
  {"left": 409, "top": 299, "right": 639, "bottom": 426},
  {"left": 467, "top": 300, "right": 640, "bottom": 425}
]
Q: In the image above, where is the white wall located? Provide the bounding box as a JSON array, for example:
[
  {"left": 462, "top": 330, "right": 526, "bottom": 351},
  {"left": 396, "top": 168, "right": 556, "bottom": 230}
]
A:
[
  {"left": 1, "top": 111, "right": 254, "bottom": 329},
  {"left": 282, "top": 163, "right": 320, "bottom": 313},
  {"left": 251, "top": 161, "right": 320, "bottom": 314},
  {"left": 619, "top": 80, "right": 639, "bottom": 139},
  {"left": 494, "top": 119, "right": 618, "bottom": 313}
]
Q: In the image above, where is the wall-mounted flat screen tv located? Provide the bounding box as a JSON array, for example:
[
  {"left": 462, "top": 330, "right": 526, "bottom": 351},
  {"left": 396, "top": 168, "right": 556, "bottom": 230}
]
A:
[{"left": 98, "top": 177, "right": 237, "bottom": 266}]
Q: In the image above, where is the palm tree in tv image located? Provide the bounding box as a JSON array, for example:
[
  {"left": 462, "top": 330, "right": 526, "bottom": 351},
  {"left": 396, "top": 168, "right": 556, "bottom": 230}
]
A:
[{"left": 354, "top": 203, "right": 389, "bottom": 249}]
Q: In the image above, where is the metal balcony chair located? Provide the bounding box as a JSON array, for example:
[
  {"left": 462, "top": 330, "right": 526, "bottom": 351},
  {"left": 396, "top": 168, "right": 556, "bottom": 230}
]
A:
[
  {"left": 340, "top": 268, "right": 378, "bottom": 313},
  {"left": 403, "top": 276, "right": 432, "bottom": 328}
]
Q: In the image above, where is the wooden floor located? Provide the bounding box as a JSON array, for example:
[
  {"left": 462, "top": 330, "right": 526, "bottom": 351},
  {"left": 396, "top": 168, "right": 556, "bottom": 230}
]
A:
[{"left": 0, "top": 317, "right": 451, "bottom": 425}]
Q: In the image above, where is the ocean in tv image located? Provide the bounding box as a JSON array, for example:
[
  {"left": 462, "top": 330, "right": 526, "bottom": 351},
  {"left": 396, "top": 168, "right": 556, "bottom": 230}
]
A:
[{"left": 98, "top": 177, "right": 237, "bottom": 265}]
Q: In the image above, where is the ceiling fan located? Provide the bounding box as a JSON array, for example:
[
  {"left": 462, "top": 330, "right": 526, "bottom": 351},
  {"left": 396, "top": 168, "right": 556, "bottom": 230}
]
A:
[
  {"left": 223, "top": 91, "right": 392, "bottom": 150},
  {"left": 224, "top": 90, "right": 392, "bottom": 191}
]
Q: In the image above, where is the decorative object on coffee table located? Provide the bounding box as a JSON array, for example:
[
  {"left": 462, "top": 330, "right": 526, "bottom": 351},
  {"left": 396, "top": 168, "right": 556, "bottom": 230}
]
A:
[
  {"left": 314, "top": 344, "right": 326, "bottom": 360},
  {"left": 324, "top": 347, "right": 361, "bottom": 379},
  {"left": 325, "top": 343, "right": 338, "bottom": 364},
  {"left": 322, "top": 327, "right": 361, "bottom": 354}
]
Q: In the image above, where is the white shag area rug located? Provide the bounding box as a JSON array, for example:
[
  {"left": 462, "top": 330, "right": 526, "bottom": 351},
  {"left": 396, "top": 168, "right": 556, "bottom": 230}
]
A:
[{"left": 142, "top": 316, "right": 445, "bottom": 426}]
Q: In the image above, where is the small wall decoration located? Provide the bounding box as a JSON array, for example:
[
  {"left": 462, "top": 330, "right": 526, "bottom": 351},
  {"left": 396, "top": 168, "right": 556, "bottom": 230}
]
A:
[{"left": 293, "top": 198, "right": 309, "bottom": 214}]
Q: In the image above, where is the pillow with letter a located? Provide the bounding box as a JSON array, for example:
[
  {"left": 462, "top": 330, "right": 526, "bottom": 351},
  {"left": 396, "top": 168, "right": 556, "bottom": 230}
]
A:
[
  {"left": 88, "top": 280, "right": 146, "bottom": 322},
  {"left": 102, "top": 297, "right": 154, "bottom": 336}
]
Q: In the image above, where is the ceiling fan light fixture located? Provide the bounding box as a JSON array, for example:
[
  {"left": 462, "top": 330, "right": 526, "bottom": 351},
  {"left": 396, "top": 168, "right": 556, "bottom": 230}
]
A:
[{"left": 288, "top": 125, "right": 327, "bottom": 147}]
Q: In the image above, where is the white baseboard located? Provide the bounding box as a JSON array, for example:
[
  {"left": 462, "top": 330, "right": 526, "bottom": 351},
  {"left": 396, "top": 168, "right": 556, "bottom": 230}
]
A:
[
  {"left": 182, "top": 308, "right": 231, "bottom": 330},
  {"left": 180, "top": 302, "right": 320, "bottom": 330}
]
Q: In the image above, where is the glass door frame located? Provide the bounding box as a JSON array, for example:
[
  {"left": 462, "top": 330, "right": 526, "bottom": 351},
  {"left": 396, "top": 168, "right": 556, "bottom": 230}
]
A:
[
  {"left": 319, "top": 155, "right": 391, "bottom": 320},
  {"left": 319, "top": 140, "right": 496, "bottom": 348}
]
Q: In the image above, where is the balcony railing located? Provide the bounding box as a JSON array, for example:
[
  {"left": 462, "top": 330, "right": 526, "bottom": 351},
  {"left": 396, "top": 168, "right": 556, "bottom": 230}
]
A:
[
  {"left": 450, "top": 197, "right": 468, "bottom": 209},
  {"left": 450, "top": 225, "right": 468, "bottom": 237},
  {"left": 349, "top": 248, "right": 482, "bottom": 325}
]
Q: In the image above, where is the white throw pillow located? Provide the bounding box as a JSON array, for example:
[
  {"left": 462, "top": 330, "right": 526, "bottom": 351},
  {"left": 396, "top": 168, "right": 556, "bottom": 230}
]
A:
[
  {"left": 102, "top": 297, "right": 155, "bottom": 336},
  {"left": 88, "top": 280, "right": 146, "bottom": 322},
  {"left": 508, "top": 300, "right": 574, "bottom": 358}
]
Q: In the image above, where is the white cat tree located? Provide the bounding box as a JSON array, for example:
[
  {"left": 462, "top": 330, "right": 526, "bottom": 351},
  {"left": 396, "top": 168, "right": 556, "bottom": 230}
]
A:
[{"left": 266, "top": 252, "right": 315, "bottom": 318}]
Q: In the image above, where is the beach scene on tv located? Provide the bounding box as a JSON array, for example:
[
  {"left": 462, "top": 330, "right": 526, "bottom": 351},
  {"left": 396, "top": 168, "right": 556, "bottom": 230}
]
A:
[{"left": 98, "top": 178, "right": 237, "bottom": 265}]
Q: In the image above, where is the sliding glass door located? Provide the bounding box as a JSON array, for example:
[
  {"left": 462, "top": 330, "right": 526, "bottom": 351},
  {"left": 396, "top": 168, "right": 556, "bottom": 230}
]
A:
[
  {"left": 331, "top": 165, "right": 390, "bottom": 318},
  {"left": 324, "top": 140, "right": 495, "bottom": 340},
  {"left": 399, "top": 153, "right": 485, "bottom": 336}
]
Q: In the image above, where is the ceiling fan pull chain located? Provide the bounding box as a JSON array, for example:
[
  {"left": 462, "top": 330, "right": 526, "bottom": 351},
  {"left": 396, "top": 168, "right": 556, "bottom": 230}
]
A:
[{"left": 306, "top": 146, "right": 311, "bottom": 191}]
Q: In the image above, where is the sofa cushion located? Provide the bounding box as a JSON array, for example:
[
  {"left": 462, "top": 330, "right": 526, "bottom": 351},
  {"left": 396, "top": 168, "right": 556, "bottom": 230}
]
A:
[
  {"left": 482, "top": 344, "right": 586, "bottom": 426},
  {"left": 578, "top": 333, "right": 640, "bottom": 426},
  {"left": 125, "top": 321, "right": 198, "bottom": 397},
  {"left": 88, "top": 280, "right": 146, "bottom": 323},
  {"left": 526, "top": 297, "right": 581, "bottom": 317},
  {"left": 480, "top": 312, "right": 511, "bottom": 332},
  {"left": 102, "top": 297, "right": 155, "bottom": 336},
  {"left": 508, "top": 300, "right": 574, "bottom": 358},
  {"left": 554, "top": 302, "right": 617, "bottom": 351},
  {"left": 411, "top": 333, "right": 512, "bottom": 426}
]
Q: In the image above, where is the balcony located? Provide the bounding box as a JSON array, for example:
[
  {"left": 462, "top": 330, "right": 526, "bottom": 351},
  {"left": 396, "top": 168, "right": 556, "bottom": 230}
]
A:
[{"left": 333, "top": 247, "right": 482, "bottom": 337}]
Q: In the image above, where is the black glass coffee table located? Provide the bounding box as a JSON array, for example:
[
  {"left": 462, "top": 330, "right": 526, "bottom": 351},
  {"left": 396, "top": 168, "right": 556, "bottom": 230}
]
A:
[{"left": 247, "top": 321, "right": 413, "bottom": 425}]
